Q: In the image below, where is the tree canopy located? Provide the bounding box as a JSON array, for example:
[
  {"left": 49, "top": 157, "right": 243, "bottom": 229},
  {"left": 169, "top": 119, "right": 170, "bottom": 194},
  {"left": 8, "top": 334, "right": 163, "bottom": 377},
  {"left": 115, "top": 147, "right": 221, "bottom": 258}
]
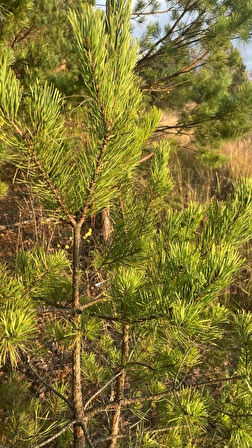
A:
[{"left": 0, "top": 0, "right": 252, "bottom": 148}]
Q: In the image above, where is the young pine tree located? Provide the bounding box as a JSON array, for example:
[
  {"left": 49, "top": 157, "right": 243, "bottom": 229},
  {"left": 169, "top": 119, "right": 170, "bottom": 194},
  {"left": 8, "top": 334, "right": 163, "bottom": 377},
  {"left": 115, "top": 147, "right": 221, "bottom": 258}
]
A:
[{"left": 0, "top": 2, "right": 252, "bottom": 448}]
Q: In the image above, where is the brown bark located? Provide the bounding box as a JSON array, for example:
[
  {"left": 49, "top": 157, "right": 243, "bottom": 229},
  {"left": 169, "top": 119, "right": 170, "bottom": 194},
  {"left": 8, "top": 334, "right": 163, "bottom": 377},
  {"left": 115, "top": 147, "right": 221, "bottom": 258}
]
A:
[
  {"left": 107, "top": 324, "right": 129, "bottom": 448},
  {"left": 102, "top": 208, "right": 113, "bottom": 241},
  {"left": 72, "top": 224, "right": 85, "bottom": 447}
]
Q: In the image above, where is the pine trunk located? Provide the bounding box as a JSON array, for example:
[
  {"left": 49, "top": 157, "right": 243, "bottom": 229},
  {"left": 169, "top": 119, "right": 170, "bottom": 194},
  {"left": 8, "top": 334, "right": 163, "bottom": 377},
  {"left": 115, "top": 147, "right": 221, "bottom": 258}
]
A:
[
  {"left": 72, "top": 224, "right": 85, "bottom": 447},
  {"left": 107, "top": 324, "right": 129, "bottom": 448}
]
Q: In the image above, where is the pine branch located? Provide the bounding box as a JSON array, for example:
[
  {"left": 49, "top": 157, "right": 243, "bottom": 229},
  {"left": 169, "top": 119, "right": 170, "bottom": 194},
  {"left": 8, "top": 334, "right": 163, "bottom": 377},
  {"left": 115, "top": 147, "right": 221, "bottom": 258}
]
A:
[
  {"left": 107, "top": 324, "right": 129, "bottom": 448},
  {"left": 84, "top": 371, "right": 123, "bottom": 411},
  {"left": 85, "top": 374, "right": 246, "bottom": 418},
  {"left": 93, "top": 424, "right": 188, "bottom": 444},
  {"left": 136, "top": 0, "right": 196, "bottom": 69},
  {"left": 25, "top": 133, "right": 76, "bottom": 227},
  {"left": 34, "top": 420, "right": 77, "bottom": 448},
  {"left": 21, "top": 353, "right": 74, "bottom": 411},
  {"left": 8, "top": 119, "right": 76, "bottom": 227}
]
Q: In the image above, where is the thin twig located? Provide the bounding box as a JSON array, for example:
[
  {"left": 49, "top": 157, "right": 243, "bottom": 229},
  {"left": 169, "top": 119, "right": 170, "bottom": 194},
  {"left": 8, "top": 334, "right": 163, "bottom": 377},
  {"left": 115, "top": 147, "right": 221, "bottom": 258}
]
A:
[
  {"left": 138, "top": 152, "right": 154, "bottom": 165},
  {"left": 86, "top": 374, "right": 246, "bottom": 418},
  {"left": 93, "top": 424, "right": 188, "bottom": 444},
  {"left": 79, "top": 421, "right": 95, "bottom": 448},
  {"left": 137, "top": 0, "right": 195, "bottom": 68},
  {"left": 81, "top": 295, "right": 110, "bottom": 309},
  {"left": 34, "top": 420, "right": 76, "bottom": 448},
  {"left": 84, "top": 371, "right": 123, "bottom": 410},
  {"left": 22, "top": 353, "right": 74, "bottom": 411},
  {"left": 132, "top": 7, "right": 174, "bottom": 17},
  {"left": 107, "top": 324, "right": 129, "bottom": 448},
  {"left": 0, "top": 217, "right": 56, "bottom": 231}
]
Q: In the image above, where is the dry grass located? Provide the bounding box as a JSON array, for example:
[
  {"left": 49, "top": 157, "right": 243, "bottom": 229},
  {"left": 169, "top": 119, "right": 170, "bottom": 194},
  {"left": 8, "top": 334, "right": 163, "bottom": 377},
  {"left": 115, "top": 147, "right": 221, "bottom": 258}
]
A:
[
  {"left": 222, "top": 136, "right": 252, "bottom": 179},
  {"left": 157, "top": 109, "right": 252, "bottom": 180},
  {"left": 155, "top": 110, "right": 252, "bottom": 203},
  {"left": 154, "top": 110, "right": 193, "bottom": 147}
]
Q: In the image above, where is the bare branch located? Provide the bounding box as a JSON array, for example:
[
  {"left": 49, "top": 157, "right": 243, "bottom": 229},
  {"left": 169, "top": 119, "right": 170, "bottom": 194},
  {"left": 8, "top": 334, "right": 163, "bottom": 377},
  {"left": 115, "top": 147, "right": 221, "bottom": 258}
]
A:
[
  {"left": 138, "top": 152, "right": 154, "bottom": 164},
  {"left": 93, "top": 424, "right": 188, "bottom": 444},
  {"left": 84, "top": 371, "right": 123, "bottom": 410},
  {"left": 132, "top": 8, "right": 173, "bottom": 17},
  {"left": 79, "top": 421, "right": 95, "bottom": 448},
  {"left": 21, "top": 353, "right": 74, "bottom": 411},
  {"left": 34, "top": 420, "right": 77, "bottom": 448},
  {"left": 107, "top": 324, "right": 129, "bottom": 448},
  {"left": 137, "top": 0, "right": 196, "bottom": 68},
  {"left": 86, "top": 374, "right": 246, "bottom": 418},
  {"left": 81, "top": 295, "right": 110, "bottom": 309},
  {"left": 0, "top": 217, "right": 56, "bottom": 231},
  {"left": 11, "top": 26, "right": 35, "bottom": 49}
]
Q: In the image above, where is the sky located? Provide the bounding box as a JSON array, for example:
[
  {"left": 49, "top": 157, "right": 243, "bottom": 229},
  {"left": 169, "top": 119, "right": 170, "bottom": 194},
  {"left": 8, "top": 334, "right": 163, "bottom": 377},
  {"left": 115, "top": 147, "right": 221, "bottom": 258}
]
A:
[{"left": 237, "top": 41, "right": 252, "bottom": 72}]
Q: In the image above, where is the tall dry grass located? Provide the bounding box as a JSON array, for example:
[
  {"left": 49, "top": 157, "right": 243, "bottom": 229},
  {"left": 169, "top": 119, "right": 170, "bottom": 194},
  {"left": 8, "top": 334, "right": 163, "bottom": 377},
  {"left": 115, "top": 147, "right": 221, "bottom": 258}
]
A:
[
  {"left": 222, "top": 136, "right": 252, "bottom": 179},
  {"left": 157, "top": 110, "right": 252, "bottom": 203}
]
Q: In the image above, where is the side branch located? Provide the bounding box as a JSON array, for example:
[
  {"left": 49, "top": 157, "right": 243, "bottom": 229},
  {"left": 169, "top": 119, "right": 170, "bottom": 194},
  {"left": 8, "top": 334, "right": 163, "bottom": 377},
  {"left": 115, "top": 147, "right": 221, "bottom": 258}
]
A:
[
  {"left": 94, "top": 424, "right": 188, "bottom": 445},
  {"left": 25, "top": 134, "right": 76, "bottom": 227},
  {"left": 107, "top": 324, "right": 129, "bottom": 448},
  {"left": 21, "top": 353, "right": 74, "bottom": 411},
  {"left": 86, "top": 374, "right": 246, "bottom": 418},
  {"left": 132, "top": 7, "right": 174, "bottom": 17},
  {"left": 136, "top": 0, "right": 195, "bottom": 69},
  {"left": 34, "top": 420, "right": 77, "bottom": 448},
  {"left": 9, "top": 120, "right": 76, "bottom": 227}
]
